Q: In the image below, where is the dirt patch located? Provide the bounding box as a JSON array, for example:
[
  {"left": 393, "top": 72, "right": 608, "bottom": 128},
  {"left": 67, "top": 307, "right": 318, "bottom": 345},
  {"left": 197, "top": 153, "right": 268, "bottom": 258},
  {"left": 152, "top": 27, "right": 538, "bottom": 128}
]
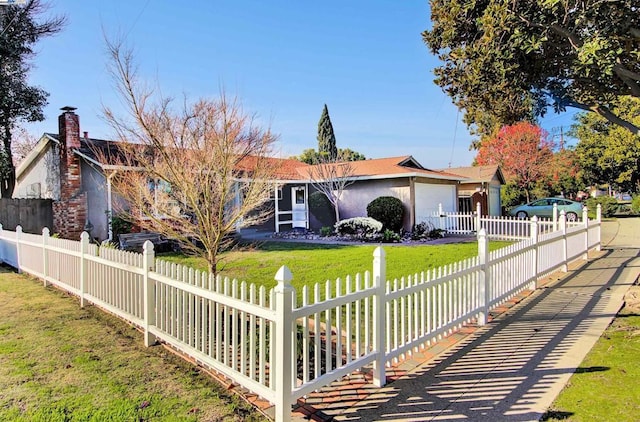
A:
[{"left": 621, "top": 285, "right": 640, "bottom": 315}]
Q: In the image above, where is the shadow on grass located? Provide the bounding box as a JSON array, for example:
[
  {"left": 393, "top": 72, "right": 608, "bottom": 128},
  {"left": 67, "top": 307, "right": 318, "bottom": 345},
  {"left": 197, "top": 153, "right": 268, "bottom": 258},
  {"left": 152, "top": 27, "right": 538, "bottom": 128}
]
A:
[
  {"left": 574, "top": 365, "right": 609, "bottom": 374},
  {"left": 541, "top": 410, "right": 575, "bottom": 421},
  {"left": 238, "top": 240, "right": 350, "bottom": 252}
]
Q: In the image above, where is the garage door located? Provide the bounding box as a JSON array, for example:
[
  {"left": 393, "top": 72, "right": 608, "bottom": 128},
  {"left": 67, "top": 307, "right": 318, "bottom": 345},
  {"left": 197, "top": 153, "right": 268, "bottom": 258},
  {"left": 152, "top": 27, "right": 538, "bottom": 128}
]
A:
[{"left": 415, "top": 183, "right": 457, "bottom": 222}]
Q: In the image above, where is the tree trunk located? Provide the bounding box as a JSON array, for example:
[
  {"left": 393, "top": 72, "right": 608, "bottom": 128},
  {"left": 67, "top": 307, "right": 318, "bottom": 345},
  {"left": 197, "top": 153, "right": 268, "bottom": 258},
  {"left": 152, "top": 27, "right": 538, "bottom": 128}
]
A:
[
  {"left": 333, "top": 199, "right": 340, "bottom": 223},
  {"left": 1, "top": 124, "right": 15, "bottom": 198}
]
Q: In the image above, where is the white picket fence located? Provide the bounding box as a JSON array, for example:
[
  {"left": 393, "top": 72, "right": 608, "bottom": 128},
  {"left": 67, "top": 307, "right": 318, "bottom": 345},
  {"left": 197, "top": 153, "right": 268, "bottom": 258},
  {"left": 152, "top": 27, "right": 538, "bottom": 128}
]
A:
[
  {"left": 421, "top": 202, "right": 584, "bottom": 240},
  {"left": 0, "top": 206, "right": 601, "bottom": 422}
]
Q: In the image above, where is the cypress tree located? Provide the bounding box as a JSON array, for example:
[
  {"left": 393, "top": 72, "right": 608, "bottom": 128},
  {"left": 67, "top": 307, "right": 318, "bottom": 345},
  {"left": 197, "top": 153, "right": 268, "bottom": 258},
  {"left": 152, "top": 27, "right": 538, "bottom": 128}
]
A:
[{"left": 317, "top": 104, "right": 337, "bottom": 161}]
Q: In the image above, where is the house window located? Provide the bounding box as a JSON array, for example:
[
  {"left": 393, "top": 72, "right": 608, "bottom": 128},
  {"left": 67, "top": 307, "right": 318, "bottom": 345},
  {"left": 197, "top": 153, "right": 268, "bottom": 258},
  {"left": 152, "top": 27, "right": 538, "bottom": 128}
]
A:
[
  {"left": 270, "top": 186, "right": 283, "bottom": 200},
  {"left": 295, "top": 188, "right": 305, "bottom": 204}
]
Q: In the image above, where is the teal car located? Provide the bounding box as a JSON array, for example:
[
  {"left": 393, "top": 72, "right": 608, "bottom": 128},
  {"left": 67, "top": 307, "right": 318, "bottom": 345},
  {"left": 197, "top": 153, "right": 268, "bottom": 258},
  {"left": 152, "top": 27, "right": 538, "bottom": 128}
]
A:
[{"left": 508, "top": 197, "right": 583, "bottom": 221}]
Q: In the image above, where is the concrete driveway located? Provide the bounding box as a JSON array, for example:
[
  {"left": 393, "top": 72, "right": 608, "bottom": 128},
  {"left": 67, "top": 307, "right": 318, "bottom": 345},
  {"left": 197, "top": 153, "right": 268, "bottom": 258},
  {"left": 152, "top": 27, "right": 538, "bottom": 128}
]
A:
[{"left": 601, "top": 217, "right": 640, "bottom": 248}]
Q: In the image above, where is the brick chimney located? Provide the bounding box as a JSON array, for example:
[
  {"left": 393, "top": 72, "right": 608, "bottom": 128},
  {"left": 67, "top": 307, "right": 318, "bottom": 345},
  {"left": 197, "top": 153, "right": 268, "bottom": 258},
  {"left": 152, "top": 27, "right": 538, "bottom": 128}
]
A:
[
  {"left": 59, "top": 106, "right": 80, "bottom": 166},
  {"left": 53, "top": 106, "right": 87, "bottom": 240}
]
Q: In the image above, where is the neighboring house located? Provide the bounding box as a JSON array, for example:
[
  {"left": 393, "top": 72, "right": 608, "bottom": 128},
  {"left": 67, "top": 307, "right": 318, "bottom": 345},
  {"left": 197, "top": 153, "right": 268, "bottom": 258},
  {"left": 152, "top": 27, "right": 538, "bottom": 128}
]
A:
[
  {"left": 440, "top": 165, "right": 505, "bottom": 216},
  {"left": 15, "top": 107, "right": 469, "bottom": 239}
]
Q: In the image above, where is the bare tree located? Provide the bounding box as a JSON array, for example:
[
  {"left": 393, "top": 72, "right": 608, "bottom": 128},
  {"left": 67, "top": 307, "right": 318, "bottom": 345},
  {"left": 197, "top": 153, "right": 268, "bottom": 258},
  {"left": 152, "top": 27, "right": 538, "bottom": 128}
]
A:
[
  {"left": 307, "top": 158, "right": 355, "bottom": 223},
  {"left": 101, "top": 41, "right": 279, "bottom": 274},
  {"left": 11, "top": 126, "right": 39, "bottom": 164}
]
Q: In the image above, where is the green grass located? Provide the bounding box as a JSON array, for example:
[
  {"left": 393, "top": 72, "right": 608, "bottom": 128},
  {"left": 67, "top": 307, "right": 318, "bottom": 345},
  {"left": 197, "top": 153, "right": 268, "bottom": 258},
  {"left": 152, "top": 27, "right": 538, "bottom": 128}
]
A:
[
  {"left": 543, "top": 313, "right": 640, "bottom": 421},
  {"left": 159, "top": 241, "right": 511, "bottom": 294},
  {"left": 0, "top": 267, "right": 265, "bottom": 422}
]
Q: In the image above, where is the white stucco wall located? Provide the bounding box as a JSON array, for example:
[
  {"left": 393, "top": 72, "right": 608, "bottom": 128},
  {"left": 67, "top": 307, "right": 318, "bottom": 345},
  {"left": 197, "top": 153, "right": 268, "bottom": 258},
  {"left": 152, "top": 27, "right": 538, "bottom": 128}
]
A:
[
  {"left": 14, "top": 143, "right": 61, "bottom": 200},
  {"left": 338, "top": 178, "right": 412, "bottom": 229}
]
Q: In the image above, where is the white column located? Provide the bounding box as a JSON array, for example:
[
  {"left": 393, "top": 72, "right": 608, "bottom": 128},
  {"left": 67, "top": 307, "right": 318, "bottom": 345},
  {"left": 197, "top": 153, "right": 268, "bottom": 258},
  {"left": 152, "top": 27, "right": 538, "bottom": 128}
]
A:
[
  {"left": 530, "top": 216, "right": 539, "bottom": 290},
  {"left": 15, "top": 225, "right": 22, "bottom": 274},
  {"left": 477, "top": 228, "right": 489, "bottom": 325},
  {"left": 274, "top": 184, "right": 280, "bottom": 233},
  {"left": 582, "top": 206, "right": 589, "bottom": 260},
  {"left": 143, "top": 240, "right": 157, "bottom": 347},
  {"left": 596, "top": 204, "right": 602, "bottom": 251},
  {"left": 42, "top": 227, "right": 50, "bottom": 286},
  {"left": 475, "top": 201, "right": 482, "bottom": 234},
  {"left": 560, "top": 211, "right": 568, "bottom": 272},
  {"left": 372, "top": 246, "right": 387, "bottom": 387},
  {"left": 80, "top": 231, "right": 89, "bottom": 307},
  {"left": 273, "top": 265, "right": 294, "bottom": 422}
]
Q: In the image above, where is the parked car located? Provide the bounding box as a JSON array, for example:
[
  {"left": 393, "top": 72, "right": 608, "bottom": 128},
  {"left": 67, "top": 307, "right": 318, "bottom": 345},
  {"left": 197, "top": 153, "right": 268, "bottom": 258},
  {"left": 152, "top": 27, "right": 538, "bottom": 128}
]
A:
[{"left": 508, "top": 197, "right": 583, "bottom": 221}]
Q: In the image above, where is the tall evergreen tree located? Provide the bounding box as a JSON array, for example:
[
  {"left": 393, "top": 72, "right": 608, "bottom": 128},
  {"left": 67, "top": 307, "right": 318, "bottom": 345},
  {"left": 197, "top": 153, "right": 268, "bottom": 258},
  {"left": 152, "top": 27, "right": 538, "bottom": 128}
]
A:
[
  {"left": 0, "top": 1, "right": 65, "bottom": 197},
  {"left": 317, "top": 104, "right": 337, "bottom": 161}
]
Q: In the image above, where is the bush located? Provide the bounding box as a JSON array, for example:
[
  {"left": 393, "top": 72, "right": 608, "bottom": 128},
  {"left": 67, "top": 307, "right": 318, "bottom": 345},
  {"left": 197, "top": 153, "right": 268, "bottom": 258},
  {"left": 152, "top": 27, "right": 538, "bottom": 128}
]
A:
[
  {"left": 335, "top": 217, "right": 383, "bottom": 239},
  {"left": 110, "top": 212, "right": 133, "bottom": 237},
  {"left": 585, "top": 196, "right": 619, "bottom": 218},
  {"left": 366, "top": 196, "right": 405, "bottom": 232},
  {"left": 320, "top": 226, "right": 333, "bottom": 237},
  {"left": 632, "top": 196, "right": 640, "bottom": 214},
  {"left": 411, "top": 221, "right": 445, "bottom": 240},
  {"left": 382, "top": 229, "right": 400, "bottom": 242},
  {"left": 309, "top": 191, "right": 334, "bottom": 226}
]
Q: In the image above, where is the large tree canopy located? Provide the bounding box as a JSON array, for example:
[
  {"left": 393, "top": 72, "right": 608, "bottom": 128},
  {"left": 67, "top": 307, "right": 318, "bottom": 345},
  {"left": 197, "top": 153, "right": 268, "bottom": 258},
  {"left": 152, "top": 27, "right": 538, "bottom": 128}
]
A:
[
  {"left": 573, "top": 96, "right": 640, "bottom": 192},
  {"left": 476, "top": 122, "right": 554, "bottom": 202},
  {"left": 424, "top": 0, "right": 640, "bottom": 138},
  {"left": 0, "top": 0, "right": 65, "bottom": 197}
]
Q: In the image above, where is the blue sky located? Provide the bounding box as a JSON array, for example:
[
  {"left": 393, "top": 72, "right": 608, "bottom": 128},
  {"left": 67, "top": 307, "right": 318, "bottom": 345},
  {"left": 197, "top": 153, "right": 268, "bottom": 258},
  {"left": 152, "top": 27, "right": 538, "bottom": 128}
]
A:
[{"left": 24, "top": 0, "right": 576, "bottom": 169}]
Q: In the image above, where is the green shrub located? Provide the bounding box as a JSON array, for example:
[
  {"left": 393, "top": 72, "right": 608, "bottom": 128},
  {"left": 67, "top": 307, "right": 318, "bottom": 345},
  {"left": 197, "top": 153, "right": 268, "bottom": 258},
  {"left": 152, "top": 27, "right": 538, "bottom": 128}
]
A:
[
  {"left": 320, "top": 226, "right": 333, "bottom": 237},
  {"left": 411, "top": 221, "right": 432, "bottom": 240},
  {"left": 366, "top": 196, "right": 404, "bottom": 232},
  {"left": 632, "top": 196, "right": 640, "bottom": 214},
  {"left": 110, "top": 212, "right": 133, "bottom": 236},
  {"left": 382, "top": 229, "right": 400, "bottom": 242},
  {"left": 412, "top": 221, "right": 445, "bottom": 240},
  {"left": 309, "top": 191, "right": 334, "bottom": 226},
  {"left": 585, "top": 196, "right": 619, "bottom": 218},
  {"left": 335, "top": 217, "right": 383, "bottom": 238}
]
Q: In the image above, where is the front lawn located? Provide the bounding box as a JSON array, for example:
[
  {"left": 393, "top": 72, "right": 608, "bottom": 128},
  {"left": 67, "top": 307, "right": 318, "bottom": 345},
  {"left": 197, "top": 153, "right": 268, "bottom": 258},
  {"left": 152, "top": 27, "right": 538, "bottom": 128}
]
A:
[
  {"left": 0, "top": 268, "right": 263, "bottom": 421},
  {"left": 159, "top": 240, "right": 510, "bottom": 294}
]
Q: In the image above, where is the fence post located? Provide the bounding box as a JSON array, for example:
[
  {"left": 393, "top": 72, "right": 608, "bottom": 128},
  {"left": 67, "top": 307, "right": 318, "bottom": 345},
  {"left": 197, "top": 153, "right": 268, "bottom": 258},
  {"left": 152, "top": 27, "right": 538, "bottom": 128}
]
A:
[
  {"left": 274, "top": 265, "right": 294, "bottom": 422},
  {"left": 530, "top": 216, "right": 539, "bottom": 290},
  {"left": 475, "top": 202, "right": 482, "bottom": 234},
  {"left": 560, "top": 211, "right": 568, "bottom": 272},
  {"left": 477, "top": 229, "right": 489, "bottom": 325},
  {"left": 15, "top": 225, "right": 22, "bottom": 274},
  {"left": 80, "top": 232, "right": 89, "bottom": 307},
  {"left": 42, "top": 227, "right": 49, "bottom": 286},
  {"left": 552, "top": 203, "right": 558, "bottom": 231},
  {"left": 582, "top": 206, "right": 589, "bottom": 260},
  {"left": 596, "top": 204, "right": 602, "bottom": 251},
  {"left": 143, "top": 240, "right": 157, "bottom": 347},
  {"left": 372, "top": 246, "right": 387, "bottom": 387},
  {"left": 438, "top": 203, "right": 445, "bottom": 231}
]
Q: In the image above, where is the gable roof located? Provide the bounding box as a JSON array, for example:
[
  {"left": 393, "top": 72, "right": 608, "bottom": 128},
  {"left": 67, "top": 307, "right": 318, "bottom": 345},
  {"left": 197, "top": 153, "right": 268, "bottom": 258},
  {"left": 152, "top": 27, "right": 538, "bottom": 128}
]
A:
[
  {"left": 17, "top": 131, "right": 466, "bottom": 186},
  {"left": 441, "top": 165, "right": 506, "bottom": 184},
  {"left": 296, "top": 156, "right": 466, "bottom": 182}
]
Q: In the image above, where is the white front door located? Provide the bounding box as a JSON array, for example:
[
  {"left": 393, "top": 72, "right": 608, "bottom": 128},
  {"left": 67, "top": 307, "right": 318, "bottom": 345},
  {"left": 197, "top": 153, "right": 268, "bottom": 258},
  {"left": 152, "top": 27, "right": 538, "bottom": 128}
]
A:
[{"left": 291, "top": 186, "right": 307, "bottom": 228}]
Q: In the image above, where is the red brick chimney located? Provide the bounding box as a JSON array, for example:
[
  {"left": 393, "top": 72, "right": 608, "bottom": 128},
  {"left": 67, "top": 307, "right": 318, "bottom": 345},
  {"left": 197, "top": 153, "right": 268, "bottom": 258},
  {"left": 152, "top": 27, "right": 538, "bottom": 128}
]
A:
[{"left": 53, "top": 106, "right": 87, "bottom": 240}]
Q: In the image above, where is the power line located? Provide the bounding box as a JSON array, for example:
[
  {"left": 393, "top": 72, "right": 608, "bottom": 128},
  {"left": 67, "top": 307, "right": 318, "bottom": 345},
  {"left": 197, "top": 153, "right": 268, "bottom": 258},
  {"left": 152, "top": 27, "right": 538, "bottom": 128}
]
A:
[{"left": 448, "top": 108, "right": 459, "bottom": 168}]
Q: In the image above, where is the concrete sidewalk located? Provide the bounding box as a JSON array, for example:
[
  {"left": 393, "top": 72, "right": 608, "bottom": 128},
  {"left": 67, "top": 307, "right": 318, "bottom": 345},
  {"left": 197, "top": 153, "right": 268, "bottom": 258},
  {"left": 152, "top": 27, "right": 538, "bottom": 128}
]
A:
[{"left": 293, "top": 219, "right": 640, "bottom": 422}]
